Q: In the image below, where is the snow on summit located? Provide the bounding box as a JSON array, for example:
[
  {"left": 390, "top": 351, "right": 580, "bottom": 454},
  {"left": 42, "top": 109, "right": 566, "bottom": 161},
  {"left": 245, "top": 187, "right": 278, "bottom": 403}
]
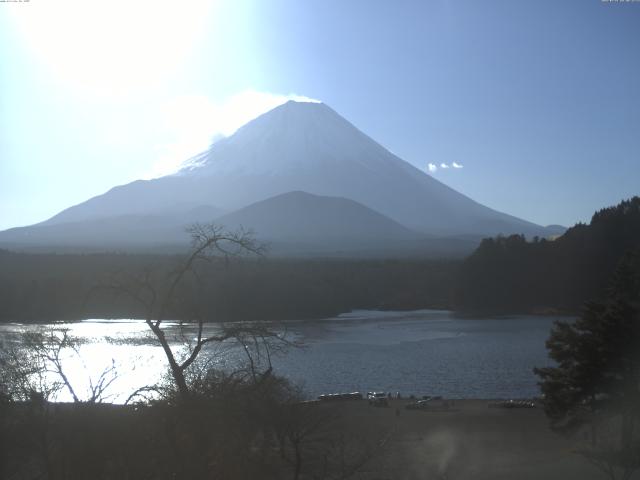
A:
[{"left": 179, "top": 100, "right": 405, "bottom": 177}]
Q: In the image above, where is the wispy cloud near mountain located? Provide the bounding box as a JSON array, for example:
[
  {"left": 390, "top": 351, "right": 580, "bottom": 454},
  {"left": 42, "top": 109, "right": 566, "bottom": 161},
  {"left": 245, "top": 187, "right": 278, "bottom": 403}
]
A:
[{"left": 147, "top": 91, "right": 321, "bottom": 178}]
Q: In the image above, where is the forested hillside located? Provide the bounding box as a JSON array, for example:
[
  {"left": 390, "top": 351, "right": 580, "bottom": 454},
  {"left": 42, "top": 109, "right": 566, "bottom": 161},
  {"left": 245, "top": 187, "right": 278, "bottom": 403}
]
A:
[
  {"left": 455, "top": 197, "right": 640, "bottom": 313},
  {"left": 0, "top": 252, "right": 457, "bottom": 322}
]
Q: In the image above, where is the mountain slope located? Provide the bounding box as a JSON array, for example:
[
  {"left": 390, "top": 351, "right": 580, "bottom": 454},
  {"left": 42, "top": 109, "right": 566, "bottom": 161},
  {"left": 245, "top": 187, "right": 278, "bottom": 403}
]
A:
[
  {"left": 0, "top": 205, "right": 223, "bottom": 251},
  {"left": 213, "top": 191, "right": 479, "bottom": 257},
  {"left": 41, "top": 101, "right": 546, "bottom": 235},
  {"left": 1, "top": 100, "right": 555, "bottom": 252},
  {"left": 216, "top": 190, "right": 416, "bottom": 243}
]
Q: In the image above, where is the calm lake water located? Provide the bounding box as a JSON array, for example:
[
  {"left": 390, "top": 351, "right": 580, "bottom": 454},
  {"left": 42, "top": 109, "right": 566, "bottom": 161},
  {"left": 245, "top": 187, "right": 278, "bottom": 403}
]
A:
[{"left": 0, "top": 310, "right": 565, "bottom": 402}]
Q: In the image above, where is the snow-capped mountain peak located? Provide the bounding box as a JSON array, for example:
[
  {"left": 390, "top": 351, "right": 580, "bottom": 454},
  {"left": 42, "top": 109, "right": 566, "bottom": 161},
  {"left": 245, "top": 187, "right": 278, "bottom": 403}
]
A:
[
  {"left": 11, "top": 100, "right": 550, "bottom": 243},
  {"left": 179, "top": 100, "right": 404, "bottom": 177}
]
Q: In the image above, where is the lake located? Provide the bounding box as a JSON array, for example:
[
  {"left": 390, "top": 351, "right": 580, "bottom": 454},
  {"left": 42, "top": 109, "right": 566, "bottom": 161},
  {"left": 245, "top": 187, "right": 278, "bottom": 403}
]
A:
[{"left": 0, "top": 310, "right": 564, "bottom": 402}]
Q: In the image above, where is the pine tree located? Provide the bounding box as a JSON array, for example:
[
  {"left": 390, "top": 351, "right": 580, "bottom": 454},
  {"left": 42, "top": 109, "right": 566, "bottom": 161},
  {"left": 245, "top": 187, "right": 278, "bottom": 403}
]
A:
[{"left": 535, "top": 249, "right": 640, "bottom": 479}]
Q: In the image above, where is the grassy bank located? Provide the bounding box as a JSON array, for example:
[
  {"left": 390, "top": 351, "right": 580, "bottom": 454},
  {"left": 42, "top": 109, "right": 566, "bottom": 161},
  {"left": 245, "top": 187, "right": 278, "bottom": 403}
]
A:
[{"left": 1, "top": 396, "right": 611, "bottom": 480}]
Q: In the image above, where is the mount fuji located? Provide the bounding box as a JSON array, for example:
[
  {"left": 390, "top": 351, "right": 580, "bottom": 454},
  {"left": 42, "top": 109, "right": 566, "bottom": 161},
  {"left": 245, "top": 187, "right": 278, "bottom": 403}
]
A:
[{"left": 0, "top": 100, "right": 562, "bottom": 255}]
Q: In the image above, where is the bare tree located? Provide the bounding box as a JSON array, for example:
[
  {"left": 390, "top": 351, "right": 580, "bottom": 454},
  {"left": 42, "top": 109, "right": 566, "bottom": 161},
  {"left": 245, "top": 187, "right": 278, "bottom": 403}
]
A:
[
  {"left": 104, "top": 223, "right": 289, "bottom": 399},
  {"left": 276, "top": 402, "right": 336, "bottom": 480},
  {"left": 0, "top": 328, "right": 123, "bottom": 480},
  {"left": 576, "top": 415, "right": 640, "bottom": 480},
  {"left": 0, "top": 332, "right": 53, "bottom": 402},
  {"left": 274, "top": 401, "right": 390, "bottom": 480},
  {"left": 0, "top": 328, "right": 118, "bottom": 403}
]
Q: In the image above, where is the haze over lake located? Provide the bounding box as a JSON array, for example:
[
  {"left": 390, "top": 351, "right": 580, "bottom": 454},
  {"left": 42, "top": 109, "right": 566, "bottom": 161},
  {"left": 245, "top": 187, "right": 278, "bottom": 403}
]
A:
[{"left": 1, "top": 310, "right": 561, "bottom": 402}]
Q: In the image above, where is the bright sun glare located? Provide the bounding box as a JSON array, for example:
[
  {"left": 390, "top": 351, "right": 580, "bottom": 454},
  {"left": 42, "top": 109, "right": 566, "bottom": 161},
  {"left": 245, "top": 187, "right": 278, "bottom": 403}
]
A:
[
  {"left": 9, "top": 0, "right": 213, "bottom": 97},
  {"left": 8, "top": 1, "right": 321, "bottom": 180}
]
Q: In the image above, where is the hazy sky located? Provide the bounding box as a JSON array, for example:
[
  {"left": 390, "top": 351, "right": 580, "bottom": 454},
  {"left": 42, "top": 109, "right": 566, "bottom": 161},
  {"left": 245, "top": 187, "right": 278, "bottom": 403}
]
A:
[{"left": 1, "top": 0, "right": 638, "bottom": 230}]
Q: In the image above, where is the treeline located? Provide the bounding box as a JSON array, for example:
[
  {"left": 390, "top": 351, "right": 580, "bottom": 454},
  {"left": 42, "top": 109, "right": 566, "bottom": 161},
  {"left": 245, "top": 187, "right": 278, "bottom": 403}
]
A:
[
  {"left": 0, "top": 251, "right": 458, "bottom": 322},
  {"left": 455, "top": 197, "right": 640, "bottom": 313},
  {"left": 4, "top": 197, "right": 636, "bottom": 322}
]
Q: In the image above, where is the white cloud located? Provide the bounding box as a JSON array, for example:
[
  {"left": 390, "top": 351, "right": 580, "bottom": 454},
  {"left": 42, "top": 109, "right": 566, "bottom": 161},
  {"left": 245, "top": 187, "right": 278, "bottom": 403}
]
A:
[
  {"left": 427, "top": 162, "right": 464, "bottom": 173},
  {"left": 146, "top": 90, "right": 321, "bottom": 178}
]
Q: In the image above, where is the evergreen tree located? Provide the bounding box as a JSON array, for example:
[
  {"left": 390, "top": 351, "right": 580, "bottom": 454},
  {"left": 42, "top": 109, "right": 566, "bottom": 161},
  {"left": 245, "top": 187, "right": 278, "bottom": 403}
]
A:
[
  {"left": 535, "top": 249, "right": 640, "bottom": 479},
  {"left": 456, "top": 196, "right": 640, "bottom": 313}
]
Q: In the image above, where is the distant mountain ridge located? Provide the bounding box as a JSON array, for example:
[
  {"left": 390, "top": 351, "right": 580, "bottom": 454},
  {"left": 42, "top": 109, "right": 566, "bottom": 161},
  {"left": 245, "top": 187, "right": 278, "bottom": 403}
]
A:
[
  {"left": 0, "top": 205, "right": 222, "bottom": 249},
  {"left": 217, "top": 191, "right": 416, "bottom": 241},
  {"left": 0, "top": 100, "right": 563, "bottom": 254}
]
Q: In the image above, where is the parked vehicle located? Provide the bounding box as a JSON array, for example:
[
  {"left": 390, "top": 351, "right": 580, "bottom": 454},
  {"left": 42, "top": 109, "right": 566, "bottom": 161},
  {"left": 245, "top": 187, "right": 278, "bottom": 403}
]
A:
[
  {"left": 318, "top": 392, "right": 363, "bottom": 402},
  {"left": 488, "top": 399, "right": 536, "bottom": 409},
  {"left": 367, "top": 392, "right": 389, "bottom": 407},
  {"left": 405, "top": 397, "right": 451, "bottom": 410},
  {"left": 405, "top": 399, "right": 432, "bottom": 410}
]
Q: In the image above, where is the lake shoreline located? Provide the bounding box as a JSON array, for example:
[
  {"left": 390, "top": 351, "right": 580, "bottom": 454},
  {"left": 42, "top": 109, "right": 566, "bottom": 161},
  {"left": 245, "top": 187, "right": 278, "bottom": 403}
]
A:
[
  {"left": 0, "top": 304, "right": 577, "bottom": 326},
  {"left": 0, "top": 310, "right": 561, "bottom": 402}
]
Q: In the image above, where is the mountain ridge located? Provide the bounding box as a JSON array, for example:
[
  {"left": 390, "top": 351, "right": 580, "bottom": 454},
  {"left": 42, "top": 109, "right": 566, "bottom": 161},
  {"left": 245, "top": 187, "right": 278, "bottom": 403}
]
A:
[{"left": 1, "top": 100, "right": 563, "bottom": 253}]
